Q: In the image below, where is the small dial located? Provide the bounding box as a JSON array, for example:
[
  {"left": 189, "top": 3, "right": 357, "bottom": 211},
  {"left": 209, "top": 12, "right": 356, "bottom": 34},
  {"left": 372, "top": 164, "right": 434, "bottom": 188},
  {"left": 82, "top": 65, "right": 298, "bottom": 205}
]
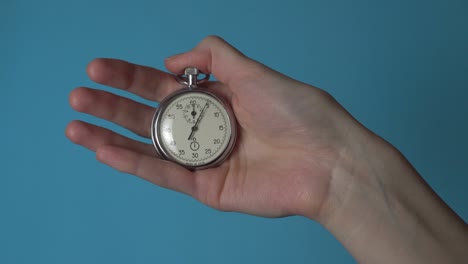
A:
[
  {"left": 182, "top": 103, "right": 202, "bottom": 124},
  {"left": 156, "top": 91, "right": 233, "bottom": 167}
]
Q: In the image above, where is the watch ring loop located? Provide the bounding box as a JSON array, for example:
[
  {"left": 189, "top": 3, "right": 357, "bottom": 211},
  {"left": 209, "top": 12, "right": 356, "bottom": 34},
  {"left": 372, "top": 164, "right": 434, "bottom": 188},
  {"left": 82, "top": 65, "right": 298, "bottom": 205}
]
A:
[{"left": 176, "top": 71, "right": 210, "bottom": 86}]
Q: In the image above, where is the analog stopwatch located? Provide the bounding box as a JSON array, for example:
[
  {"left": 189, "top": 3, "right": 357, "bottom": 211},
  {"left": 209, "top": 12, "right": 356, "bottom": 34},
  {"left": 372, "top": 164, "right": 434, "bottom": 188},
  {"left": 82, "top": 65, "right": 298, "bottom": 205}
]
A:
[{"left": 151, "top": 67, "right": 237, "bottom": 170}]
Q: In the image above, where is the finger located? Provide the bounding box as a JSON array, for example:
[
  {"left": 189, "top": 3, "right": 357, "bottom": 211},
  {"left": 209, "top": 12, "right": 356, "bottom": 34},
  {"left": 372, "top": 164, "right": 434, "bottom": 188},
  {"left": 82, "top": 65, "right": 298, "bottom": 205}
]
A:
[
  {"left": 96, "top": 145, "right": 196, "bottom": 196},
  {"left": 69, "top": 87, "right": 154, "bottom": 138},
  {"left": 164, "top": 35, "right": 262, "bottom": 86},
  {"left": 87, "top": 58, "right": 181, "bottom": 101},
  {"left": 66, "top": 120, "right": 156, "bottom": 156}
]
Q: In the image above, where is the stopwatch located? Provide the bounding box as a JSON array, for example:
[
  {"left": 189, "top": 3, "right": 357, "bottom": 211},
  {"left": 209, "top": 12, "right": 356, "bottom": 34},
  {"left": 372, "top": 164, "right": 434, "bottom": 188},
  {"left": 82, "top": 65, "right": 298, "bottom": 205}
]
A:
[{"left": 151, "top": 67, "right": 237, "bottom": 170}]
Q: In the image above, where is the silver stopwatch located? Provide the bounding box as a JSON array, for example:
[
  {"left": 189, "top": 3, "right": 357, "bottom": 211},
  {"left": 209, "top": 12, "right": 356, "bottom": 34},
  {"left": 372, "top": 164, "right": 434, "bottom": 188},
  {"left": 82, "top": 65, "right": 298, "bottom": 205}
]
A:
[{"left": 151, "top": 67, "right": 237, "bottom": 170}]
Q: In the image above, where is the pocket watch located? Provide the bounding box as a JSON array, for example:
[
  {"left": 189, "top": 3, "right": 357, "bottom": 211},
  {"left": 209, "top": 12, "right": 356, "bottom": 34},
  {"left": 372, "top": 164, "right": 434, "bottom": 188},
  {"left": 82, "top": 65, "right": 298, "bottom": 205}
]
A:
[{"left": 151, "top": 67, "right": 237, "bottom": 170}]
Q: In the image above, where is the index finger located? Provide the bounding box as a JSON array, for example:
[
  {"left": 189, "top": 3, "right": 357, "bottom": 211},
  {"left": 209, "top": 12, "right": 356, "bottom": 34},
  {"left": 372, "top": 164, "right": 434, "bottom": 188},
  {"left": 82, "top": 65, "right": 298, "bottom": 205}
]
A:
[
  {"left": 164, "top": 36, "right": 261, "bottom": 87},
  {"left": 87, "top": 58, "right": 182, "bottom": 102}
]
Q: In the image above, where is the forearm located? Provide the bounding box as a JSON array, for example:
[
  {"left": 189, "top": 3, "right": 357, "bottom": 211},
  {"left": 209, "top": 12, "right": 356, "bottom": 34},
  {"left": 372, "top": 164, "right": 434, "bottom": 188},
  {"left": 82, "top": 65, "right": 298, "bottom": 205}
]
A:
[{"left": 316, "top": 127, "right": 468, "bottom": 264}]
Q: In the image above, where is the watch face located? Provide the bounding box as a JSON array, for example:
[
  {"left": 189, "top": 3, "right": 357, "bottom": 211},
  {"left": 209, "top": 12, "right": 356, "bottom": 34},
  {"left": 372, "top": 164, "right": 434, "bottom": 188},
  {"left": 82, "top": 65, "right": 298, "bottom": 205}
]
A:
[{"left": 153, "top": 90, "right": 235, "bottom": 168}]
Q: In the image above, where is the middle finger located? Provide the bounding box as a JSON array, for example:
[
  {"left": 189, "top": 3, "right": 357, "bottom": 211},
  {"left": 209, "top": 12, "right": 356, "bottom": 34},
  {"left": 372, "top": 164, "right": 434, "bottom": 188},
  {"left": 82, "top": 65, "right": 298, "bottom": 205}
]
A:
[{"left": 70, "top": 87, "right": 154, "bottom": 138}]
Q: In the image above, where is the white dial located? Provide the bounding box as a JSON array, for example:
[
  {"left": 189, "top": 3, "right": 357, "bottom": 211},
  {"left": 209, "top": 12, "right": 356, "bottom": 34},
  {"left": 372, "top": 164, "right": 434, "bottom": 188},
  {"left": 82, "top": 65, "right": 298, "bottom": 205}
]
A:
[{"left": 154, "top": 91, "right": 234, "bottom": 167}]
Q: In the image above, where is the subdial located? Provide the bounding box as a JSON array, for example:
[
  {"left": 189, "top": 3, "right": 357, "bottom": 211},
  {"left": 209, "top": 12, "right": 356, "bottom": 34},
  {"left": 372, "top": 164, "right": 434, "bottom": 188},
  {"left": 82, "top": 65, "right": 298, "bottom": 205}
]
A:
[{"left": 183, "top": 103, "right": 202, "bottom": 124}]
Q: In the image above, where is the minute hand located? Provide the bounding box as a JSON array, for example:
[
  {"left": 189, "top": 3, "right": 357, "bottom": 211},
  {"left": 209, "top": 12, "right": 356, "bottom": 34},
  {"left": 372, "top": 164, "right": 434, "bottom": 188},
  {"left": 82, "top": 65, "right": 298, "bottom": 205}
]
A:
[{"left": 188, "top": 102, "right": 209, "bottom": 140}]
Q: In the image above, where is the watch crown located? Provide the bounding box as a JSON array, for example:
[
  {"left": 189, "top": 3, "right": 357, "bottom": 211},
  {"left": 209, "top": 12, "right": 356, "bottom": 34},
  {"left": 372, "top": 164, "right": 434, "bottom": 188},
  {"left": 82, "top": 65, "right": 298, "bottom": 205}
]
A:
[
  {"left": 185, "top": 67, "right": 199, "bottom": 76},
  {"left": 176, "top": 67, "right": 209, "bottom": 88}
]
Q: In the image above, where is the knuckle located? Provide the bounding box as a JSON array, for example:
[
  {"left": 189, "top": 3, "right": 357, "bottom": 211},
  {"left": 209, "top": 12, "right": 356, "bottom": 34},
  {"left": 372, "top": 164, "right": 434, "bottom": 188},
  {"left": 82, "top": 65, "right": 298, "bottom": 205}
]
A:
[
  {"left": 202, "top": 35, "right": 227, "bottom": 46},
  {"left": 123, "top": 62, "right": 138, "bottom": 92}
]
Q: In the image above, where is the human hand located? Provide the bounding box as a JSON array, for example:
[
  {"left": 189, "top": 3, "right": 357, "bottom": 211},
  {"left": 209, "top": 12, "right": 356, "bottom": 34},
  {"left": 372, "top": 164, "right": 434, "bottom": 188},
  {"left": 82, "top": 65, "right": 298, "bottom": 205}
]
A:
[
  {"left": 67, "top": 36, "right": 360, "bottom": 220},
  {"left": 67, "top": 36, "right": 468, "bottom": 263}
]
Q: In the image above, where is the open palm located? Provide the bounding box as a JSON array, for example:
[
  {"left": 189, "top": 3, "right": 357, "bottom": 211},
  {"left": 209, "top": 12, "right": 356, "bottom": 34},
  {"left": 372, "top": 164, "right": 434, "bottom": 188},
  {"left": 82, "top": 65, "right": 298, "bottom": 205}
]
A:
[{"left": 67, "top": 36, "right": 352, "bottom": 219}]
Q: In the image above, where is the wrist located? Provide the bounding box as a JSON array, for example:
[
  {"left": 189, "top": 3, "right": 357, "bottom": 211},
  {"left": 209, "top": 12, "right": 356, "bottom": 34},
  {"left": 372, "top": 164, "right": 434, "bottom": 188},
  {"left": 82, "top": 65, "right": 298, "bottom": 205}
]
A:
[
  {"left": 311, "top": 124, "right": 393, "bottom": 226},
  {"left": 311, "top": 123, "right": 468, "bottom": 263}
]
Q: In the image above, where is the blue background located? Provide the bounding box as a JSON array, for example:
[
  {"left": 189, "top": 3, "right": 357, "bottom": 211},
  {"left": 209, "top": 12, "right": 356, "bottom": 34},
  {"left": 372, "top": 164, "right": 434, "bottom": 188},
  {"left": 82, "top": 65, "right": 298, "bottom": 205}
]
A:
[{"left": 2, "top": 0, "right": 467, "bottom": 263}]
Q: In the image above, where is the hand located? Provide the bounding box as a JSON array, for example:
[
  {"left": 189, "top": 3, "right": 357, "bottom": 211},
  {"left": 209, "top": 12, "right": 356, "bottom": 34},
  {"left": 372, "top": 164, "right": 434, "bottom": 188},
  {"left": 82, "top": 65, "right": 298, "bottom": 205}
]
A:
[
  {"left": 67, "top": 36, "right": 468, "bottom": 263},
  {"left": 188, "top": 102, "right": 208, "bottom": 140},
  {"left": 191, "top": 103, "right": 196, "bottom": 119},
  {"left": 66, "top": 36, "right": 355, "bottom": 219}
]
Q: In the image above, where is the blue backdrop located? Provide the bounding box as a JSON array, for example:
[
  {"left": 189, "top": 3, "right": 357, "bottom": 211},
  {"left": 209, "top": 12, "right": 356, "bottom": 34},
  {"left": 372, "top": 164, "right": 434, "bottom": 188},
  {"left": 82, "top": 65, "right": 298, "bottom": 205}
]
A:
[{"left": 2, "top": 0, "right": 467, "bottom": 263}]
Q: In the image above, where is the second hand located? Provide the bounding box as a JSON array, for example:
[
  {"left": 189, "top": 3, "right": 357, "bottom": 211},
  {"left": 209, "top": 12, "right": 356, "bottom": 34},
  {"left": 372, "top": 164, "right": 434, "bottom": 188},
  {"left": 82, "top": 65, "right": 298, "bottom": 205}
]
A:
[{"left": 188, "top": 102, "right": 209, "bottom": 140}]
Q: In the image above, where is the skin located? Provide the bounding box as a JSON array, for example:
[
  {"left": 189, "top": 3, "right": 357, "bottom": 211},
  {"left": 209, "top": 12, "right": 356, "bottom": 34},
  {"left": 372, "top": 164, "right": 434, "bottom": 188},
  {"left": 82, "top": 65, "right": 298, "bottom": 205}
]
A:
[{"left": 66, "top": 36, "right": 468, "bottom": 263}]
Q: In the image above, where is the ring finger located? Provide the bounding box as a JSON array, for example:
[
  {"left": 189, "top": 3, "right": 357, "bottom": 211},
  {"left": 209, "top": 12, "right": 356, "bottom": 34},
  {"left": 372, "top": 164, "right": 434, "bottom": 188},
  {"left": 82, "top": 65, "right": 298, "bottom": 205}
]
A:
[{"left": 66, "top": 120, "right": 156, "bottom": 157}]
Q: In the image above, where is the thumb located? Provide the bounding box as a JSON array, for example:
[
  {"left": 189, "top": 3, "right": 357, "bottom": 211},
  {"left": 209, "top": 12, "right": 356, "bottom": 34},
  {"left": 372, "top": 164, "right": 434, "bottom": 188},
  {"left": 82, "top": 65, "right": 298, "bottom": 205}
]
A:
[{"left": 164, "top": 35, "right": 260, "bottom": 86}]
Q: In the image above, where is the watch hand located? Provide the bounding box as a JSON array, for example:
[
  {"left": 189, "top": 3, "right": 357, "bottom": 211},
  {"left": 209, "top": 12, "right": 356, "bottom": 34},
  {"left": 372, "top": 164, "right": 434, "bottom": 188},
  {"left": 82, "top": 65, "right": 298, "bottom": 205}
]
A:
[
  {"left": 188, "top": 102, "right": 209, "bottom": 140},
  {"left": 191, "top": 104, "right": 196, "bottom": 119}
]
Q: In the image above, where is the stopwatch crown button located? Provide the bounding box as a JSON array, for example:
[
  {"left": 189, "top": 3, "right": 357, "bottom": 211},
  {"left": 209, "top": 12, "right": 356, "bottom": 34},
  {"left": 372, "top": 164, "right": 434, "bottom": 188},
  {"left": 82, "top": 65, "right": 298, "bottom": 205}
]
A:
[{"left": 185, "top": 67, "right": 199, "bottom": 76}]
